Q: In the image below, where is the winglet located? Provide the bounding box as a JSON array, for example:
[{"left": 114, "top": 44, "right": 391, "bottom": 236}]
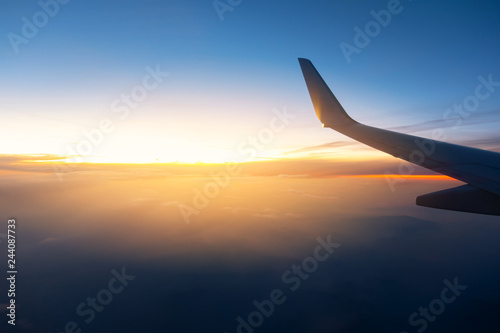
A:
[{"left": 298, "top": 58, "right": 357, "bottom": 129}]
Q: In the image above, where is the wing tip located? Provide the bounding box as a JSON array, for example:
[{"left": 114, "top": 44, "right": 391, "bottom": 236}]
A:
[{"left": 298, "top": 58, "right": 357, "bottom": 129}]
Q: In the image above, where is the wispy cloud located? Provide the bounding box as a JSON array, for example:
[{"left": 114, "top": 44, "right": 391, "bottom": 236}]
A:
[
  {"left": 287, "top": 189, "right": 339, "bottom": 200},
  {"left": 277, "top": 174, "right": 311, "bottom": 179},
  {"left": 453, "top": 136, "right": 500, "bottom": 152},
  {"left": 285, "top": 141, "right": 356, "bottom": 155},
  {"left": 0, "top": 153, "right": 454, "bottom": 183},
  {"left": 387, "top": 109, "right": 500, "bottom": 134}
]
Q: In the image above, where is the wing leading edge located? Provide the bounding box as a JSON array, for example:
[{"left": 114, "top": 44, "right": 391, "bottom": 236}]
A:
[{"left": 298, "top": 58, "right": 500, "bottom": 216}]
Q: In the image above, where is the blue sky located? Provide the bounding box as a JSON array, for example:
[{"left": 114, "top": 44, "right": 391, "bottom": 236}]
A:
[{"left": 0, "top": 0, "right": 499, "bottom": 162}]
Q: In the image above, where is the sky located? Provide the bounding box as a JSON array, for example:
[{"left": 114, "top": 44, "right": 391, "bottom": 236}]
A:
[
  {"left": 1, "top": 0, "right": 500, "bottom": 332},
  {"left": 0, "top": 0, "right": 500, "bottom": 163}
]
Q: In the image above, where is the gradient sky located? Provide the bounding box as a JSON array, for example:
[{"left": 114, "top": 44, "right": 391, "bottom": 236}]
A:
[
  {"left": 2, "top": 2, "right": 500, "bottom": 332},
  {"left": 1, "top": 0, "right": 500, "bottom": 163}
]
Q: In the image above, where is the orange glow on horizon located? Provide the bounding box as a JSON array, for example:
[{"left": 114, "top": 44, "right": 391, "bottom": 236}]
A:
[{"left": 341, "top": 174, "right": 454, "bottom": 180}]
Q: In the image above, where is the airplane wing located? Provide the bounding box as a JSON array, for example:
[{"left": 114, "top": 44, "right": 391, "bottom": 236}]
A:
[{"left": 298, "top": 58, "right": 500, "bottom": 216}]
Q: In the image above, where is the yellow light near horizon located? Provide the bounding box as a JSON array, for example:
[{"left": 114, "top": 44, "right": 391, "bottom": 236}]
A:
[
  {"left": 70, "top": 143, "right": 243, "bottom": 164},
  {"left": 58, "top": 142, "right": 386, "bottom": 165}
]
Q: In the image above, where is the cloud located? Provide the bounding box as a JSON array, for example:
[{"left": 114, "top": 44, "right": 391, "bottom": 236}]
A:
[
  {"left": 221, "top": 206, "right": 303, "bottom": 220},
  {"left": 0, "top": 154, "right": 400, "bottom": 180},
  {"left": 39, "top": 237, "right": 58, "bottom": 244},
  {"left": 454, "top": 136, "right": 500, "bottom": 152},
  {"left": 285, "top": 141, "right": 356, "bottom": 155},
  {"left": 387, "top": 109, "right": 500, "bottom": 134},
  {"left": 0, "top": 154, "right": 66, "bottom": 173},
  {"left": 221, "top": 206, "right": 251, "bottom": 215},
  {"left": 1, "top": 160, "right": 498, "bottom": 332},
  {"left": 277, "top": 174, "right": 311, "bottom": 178},
  {"left": 287, "top": 189, "right": 339, "bottom": 200},
  {"left": 129, "top": 197, "right": 158, "bottom": 206},
  {"left": 163, "top": 200, "right": 184, "bottom": 207}
]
